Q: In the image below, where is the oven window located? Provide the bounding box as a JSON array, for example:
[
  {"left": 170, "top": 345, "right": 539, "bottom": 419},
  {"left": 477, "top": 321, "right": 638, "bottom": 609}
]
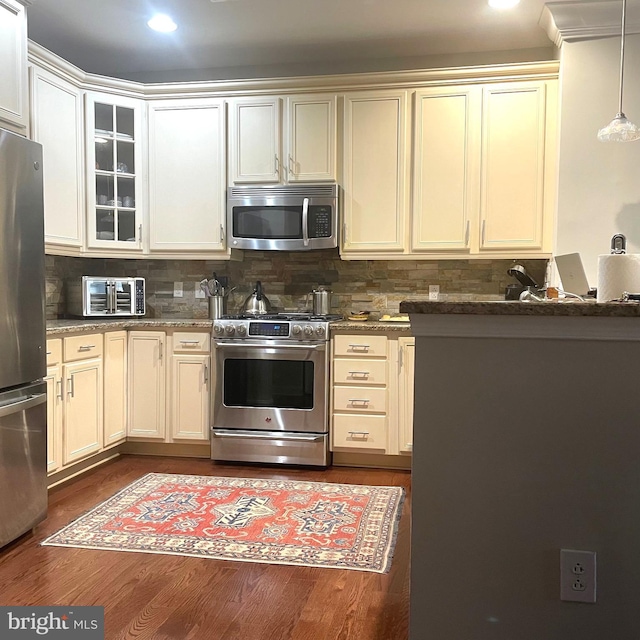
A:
[
  {"left": 224, "top": 359, "right": 314, "bottom": 409},
  {"left": 232, "top": 206, "right": 302, "bottom": 239}
]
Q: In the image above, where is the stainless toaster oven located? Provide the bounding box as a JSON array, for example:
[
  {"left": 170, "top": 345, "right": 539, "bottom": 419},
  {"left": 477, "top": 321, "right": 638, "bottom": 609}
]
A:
[{"left": 67, "top": 276, "right": 145, "bottom": 317}]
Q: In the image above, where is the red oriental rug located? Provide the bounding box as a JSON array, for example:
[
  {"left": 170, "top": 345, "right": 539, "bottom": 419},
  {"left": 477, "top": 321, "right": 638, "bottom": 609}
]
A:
[{"left": 42, "top": 473, "right": 405, "bottom": 573}]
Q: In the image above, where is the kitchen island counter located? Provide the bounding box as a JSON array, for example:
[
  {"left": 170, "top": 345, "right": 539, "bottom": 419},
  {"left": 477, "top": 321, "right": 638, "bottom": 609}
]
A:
[{"left": 404, "top": 298, "right": 640, "bottom": 639}]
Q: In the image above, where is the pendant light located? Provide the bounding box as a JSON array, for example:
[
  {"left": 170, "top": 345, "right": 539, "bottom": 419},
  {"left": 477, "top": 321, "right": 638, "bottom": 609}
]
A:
[{"left": 598, "top": 0, "right": 640, "bottom": 141}]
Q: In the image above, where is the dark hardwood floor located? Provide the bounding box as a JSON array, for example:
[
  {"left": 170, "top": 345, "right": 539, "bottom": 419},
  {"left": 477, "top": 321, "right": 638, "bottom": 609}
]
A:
[{"left": 0, "top": 456, "right": 411, "bottom": 640}]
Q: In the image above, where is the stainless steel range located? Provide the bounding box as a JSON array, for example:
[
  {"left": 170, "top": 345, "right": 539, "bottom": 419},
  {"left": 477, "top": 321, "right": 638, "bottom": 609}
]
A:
[{"left": 211, "top": 313, "right": 341, "bottom": 467}]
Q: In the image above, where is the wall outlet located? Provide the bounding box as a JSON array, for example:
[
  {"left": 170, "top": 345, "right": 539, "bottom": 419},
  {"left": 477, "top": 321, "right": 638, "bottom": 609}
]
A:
[
  {"left": 195, "top": 283, "right": 205, "bottom": 299},
  {"left": 173, "top": 282, "right": 183, "bottom": 298},
  {"left": 429, "top": 285, "right": 440, "bottom": 301},
  {"left": 560, "top": 549, "right": 596, "bottom": 603}
]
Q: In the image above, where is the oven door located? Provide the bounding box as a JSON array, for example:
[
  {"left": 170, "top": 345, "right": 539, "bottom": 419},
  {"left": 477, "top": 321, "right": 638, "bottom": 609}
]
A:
[{"left": 213, "top": 340, "right": 328, "bottom": 434}]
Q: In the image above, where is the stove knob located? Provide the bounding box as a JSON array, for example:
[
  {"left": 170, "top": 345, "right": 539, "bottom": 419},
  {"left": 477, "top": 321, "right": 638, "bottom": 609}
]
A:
[
  {"left": 225, "top": 325, "right": 236, "bottom": 336},
  {"left": 304, "top": 325, "right": 314, "bottom": 336},
  {"left": 236, "top": 325, "right": 247, "bottom": 336},
  {"left": 292, "top": 324, "right": 302, "bottom": 336},
  {"left": 315, "top": 326, "right": 325, "bottom": 337},
  {"left": 213, "top": 324, "right": 224, "bottom": 335}
]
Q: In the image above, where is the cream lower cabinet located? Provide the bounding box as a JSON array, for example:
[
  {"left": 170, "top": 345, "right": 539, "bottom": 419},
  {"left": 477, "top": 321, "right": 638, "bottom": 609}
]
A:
[
  {"left": 128, "top": 330, "right": 210, "bottom": 442},
  {"left": 104, "top": 331, "right": 127, "bottom": 446},
  {"left": 331, "top": 334, "right": 389, "bottom": 452},
  {"left": 128, "top": 331, "right": 166, "bottom": 439},
  {"left": 397, "top": 336, "right": 415, "bottom": 454},
  {"left": 45, "top": 339, "right": 63, "bottom": 473},
  {"left": 169, "top": 332, "right": 211, "bottom": 441},
  {"left": 61, "top": 334, "right": 104, "bottom": 465},
  {"left": 331, "top": 332, "right": 414, "bottom": 458}
]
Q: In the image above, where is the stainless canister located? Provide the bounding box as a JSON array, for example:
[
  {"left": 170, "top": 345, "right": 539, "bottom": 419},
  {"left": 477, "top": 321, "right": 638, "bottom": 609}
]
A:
[
  {"left": 208, "top": 295, "right": 226, "bottom": 320},
  {"left": 310, "top": 287, "right": 331, "bottom": 316}
]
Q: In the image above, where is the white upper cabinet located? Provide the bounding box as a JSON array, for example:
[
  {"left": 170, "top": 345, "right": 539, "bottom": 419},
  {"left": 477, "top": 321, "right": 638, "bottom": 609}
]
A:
[
  {"left": 228, "top": 97, "right": 280, "bottom": 184},
  {"left": 341, "top": 90, "right": 409, "bottom": 254},
  {"left": 479, "top": 81, "right": 550, "bottom": 251},
  {"left": 30, "top": 65, "right": 84, "bottom": 249},
  {"left": 228, "top": 94, "right": 337, "bottom": 184},
  {"left": 411, "top": 87, "right": 479, "bottom": 253},
  {"left": 285, "top": 94, "right": 337, "bottom": 182},
  {"left": 148, "top": 98, "right": 227, "bottom": 254},
  {"left": 0, "top": 0, "right": 28, "bottom": 133},
  {"left": 85, "top": 91, "right": 144, "bottom": 252}
]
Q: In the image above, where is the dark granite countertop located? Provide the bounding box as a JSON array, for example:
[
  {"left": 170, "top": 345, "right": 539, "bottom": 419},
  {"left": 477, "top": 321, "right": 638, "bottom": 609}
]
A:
[
  {"left": 399, "top": 299, "right": 640, "bottom": 317},
  {"left": 47, "top": 318, "right": 213, "bottom": 335}
]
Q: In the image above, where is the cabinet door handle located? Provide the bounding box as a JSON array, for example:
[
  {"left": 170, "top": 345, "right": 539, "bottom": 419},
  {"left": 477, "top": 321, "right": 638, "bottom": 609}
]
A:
[
  {"left": 220, "top": 224, "right": 225, "bottom": 243},
  {"left": 78, "top": 345, "right": 96, "bottom": 351},
  {"left": 348, "top": 344, "right": 370, "bottom": 352},
  {"left": 348, "top": 431, "right": 370, "bottom": 438},
  {"left": 46, "top": 351, "right": 52, "bottom": 355},
  {"left": 343, "top": 222, "right": 348, "bottom": 245},
  {"left": 465, "top": 220, "right": 470, "bottom": 246},
  {"left": 289, "top": 154, "right": 295, "bottom": 176},
  {"left": 481, "top": 219, "right": 486, "bottom": 246},
  {"left": 399, "top": 346, "right": 404, "bottom": 370},
  {"left": 204, "top": 363, "right": 209, "bottom": 385},
  {"left": 275, "top": 154, "right": 279, "bottom": 176},
  {"left": 67, "top": 376, "right": 74, "bottom": 398},
  {"left": 159, "top": 342, "right": 163, "bottom": 361},
  {"left": 139, "top": 223, "right": 143, "bottom": 247},
  {"left": 56, "top": 379, "right": 63, "bottom": 400},
  {"left": 348, "top": 370, "right": 370, "bottom": 378}
]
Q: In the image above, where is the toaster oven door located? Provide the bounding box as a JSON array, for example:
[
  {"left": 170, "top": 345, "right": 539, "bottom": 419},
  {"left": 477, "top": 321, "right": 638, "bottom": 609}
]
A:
[{"left": 83, "top": 278, "right": 138, "bottom": 315}]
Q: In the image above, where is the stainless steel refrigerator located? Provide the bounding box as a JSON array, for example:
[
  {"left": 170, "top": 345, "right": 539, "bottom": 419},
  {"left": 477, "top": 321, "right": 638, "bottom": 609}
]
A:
[{"left": 0, "top": 127, "right": 47, "bottom": 549}]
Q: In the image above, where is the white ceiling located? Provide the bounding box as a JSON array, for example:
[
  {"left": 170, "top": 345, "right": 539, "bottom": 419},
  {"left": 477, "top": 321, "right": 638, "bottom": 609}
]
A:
[{"left": 26, "top": 0, "right": 599, "bottom": 82}]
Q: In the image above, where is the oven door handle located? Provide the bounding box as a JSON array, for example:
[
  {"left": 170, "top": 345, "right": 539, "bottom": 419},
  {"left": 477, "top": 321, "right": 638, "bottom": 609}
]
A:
[
  {"left": 210, "top": 429, "right": 324, "bottom": 442},
  {"left": 214, "top": 341, "right": 324, "bottom": 350}
]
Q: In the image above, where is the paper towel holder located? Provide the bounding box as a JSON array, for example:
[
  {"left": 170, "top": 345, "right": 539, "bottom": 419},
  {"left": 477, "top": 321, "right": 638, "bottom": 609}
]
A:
[{"left": 611, "top": 234, "right": 627, "bottom": 254}]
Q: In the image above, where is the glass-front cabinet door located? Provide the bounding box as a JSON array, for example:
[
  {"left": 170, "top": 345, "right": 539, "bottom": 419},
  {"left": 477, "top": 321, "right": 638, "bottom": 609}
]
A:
[{"left": 85, "top": 92, "right": 143, "bottom": 251}]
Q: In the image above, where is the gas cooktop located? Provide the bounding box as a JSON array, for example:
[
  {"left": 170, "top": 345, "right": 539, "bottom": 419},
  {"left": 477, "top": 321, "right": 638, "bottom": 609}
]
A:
[{"left": 220, "top": 313, "right": 343, "bottom": 322}]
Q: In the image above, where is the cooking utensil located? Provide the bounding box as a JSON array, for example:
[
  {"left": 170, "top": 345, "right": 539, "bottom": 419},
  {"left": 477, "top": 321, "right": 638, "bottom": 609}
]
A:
[
  {"left": 242, "top": 281, "right": 271, "bottom": 315},
  {"left": 200, "top": 279, "right": 211, "bottom": 297}
]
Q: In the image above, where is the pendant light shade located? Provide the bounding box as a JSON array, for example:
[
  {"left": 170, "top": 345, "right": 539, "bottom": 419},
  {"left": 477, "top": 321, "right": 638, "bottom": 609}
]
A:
[{"left": 597, "top": 0, "right": 640, "bottom": 142}]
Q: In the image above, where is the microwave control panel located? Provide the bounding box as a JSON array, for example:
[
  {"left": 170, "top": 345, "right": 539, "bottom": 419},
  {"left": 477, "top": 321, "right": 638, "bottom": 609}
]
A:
[
  {"left": 308, "top": 206, "right": 333, "bottom": 238},
  {"left": 135, "top": 279, "right": 145, "bottom": 314}
]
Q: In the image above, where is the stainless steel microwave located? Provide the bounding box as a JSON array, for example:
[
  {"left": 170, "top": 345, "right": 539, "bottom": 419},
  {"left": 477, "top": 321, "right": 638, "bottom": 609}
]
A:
[
  {"left": 67, "top": 277, "right": 145, "bottom": 317},
  {"left": 227, "top": 184, "right": 338, "bottom": 251}
]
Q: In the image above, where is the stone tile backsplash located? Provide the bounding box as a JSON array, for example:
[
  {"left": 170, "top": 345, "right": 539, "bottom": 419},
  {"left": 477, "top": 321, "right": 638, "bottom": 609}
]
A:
[{"left": 46, "top": 251, "right": 547, "bottom": 319}]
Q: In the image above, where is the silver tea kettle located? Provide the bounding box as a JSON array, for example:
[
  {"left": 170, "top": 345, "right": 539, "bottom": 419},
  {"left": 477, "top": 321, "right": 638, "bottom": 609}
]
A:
[
  {"left": 242, "top": 281, "right": 271, "bottom": 316},
  {"left": 306, "top": 286, "right": 332, "bottom": 316}
]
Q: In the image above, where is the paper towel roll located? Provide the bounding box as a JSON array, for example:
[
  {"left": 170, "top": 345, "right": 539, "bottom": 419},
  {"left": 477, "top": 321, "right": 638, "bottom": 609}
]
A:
[{"left": 597, "top": 253, "right": 640, "bottom": 302}]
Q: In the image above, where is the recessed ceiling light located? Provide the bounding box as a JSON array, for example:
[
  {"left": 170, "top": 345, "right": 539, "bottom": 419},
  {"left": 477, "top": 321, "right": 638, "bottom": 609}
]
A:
[
  {"left": 147, "top": 14, "right": 178, "bottom": 33},
  {"left": 488, "top": 0, "right": 520, "bottom": 8}
]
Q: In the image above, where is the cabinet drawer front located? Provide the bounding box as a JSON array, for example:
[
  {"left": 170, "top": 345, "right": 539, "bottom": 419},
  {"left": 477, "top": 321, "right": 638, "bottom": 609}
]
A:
[
  {"left": 333, "top": 359, "right": 387, "bottom": 385},
  {"left": 63, "top": 333, "right": 104, "bottom": 361},
  {"left": 333, "top": 386, "right": 387, "bottom": 413},
  {"left": 46, "top": 339, "right": 62, "bottom": 366},
  {"left": 333, "top": 335, "right": 387, "bottom": 357},
  {"left": 173, "top": 332, "right": 210, "bottom": 353},
  {"left": 333, "top": 414, "right": 387, "bottom": 450}
]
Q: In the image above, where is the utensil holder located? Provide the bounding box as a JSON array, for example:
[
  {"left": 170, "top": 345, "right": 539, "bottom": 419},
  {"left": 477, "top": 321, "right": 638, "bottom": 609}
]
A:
[{"left": 209, "top": 296, "right": 226, "bottom": 319}]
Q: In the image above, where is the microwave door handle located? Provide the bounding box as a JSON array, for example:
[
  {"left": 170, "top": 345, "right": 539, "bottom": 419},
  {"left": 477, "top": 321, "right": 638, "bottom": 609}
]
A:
[{"left": 302, "top": 197, "right": 310, "bottom": 247}]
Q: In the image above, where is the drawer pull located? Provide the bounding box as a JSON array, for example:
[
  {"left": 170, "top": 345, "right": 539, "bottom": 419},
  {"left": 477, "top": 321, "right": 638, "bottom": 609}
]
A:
[
  {"left": 348, "top": 431, "right": 370, "bottom": 438},
  {"left": 348, "top": 398, "right": 370, "bottom": 405},
  {"left": 348, "top": 344, "right": 370, "bottom": 351},
  {"left": 348, "top": 370, "right": 370, "bottom": 378},
  {"left": 78, "top": 345, "right": 95, "bottom": 351},
  {"left": 180, "top": 340, "right": 201, "bottom": 345}
]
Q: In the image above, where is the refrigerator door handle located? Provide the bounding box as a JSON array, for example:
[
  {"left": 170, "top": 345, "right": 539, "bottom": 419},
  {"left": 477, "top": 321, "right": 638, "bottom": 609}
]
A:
[{"left": 0, "top": 393, "right": 46, "bottom": 418}]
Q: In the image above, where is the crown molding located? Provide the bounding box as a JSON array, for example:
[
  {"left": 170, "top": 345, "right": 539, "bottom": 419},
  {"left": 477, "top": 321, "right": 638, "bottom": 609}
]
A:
[
  {"left": 29, "top": 40, "right": 558, "bottom": 98},
  {"left": 541, "top": 1, "right": 640, "bottom": 46}
]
